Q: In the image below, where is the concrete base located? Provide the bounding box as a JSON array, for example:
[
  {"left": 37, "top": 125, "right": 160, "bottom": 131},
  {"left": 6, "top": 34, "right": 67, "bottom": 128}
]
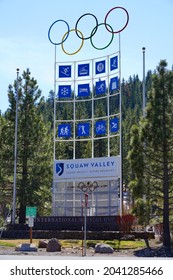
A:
[{"left": 15, "top": 243, "right": 38, "bottom": 252}]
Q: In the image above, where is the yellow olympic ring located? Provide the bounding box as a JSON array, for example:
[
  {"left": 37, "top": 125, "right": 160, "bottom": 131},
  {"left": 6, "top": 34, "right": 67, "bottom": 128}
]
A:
[{"left": 61, "top": 29, "right": 84, "bottom": 55}]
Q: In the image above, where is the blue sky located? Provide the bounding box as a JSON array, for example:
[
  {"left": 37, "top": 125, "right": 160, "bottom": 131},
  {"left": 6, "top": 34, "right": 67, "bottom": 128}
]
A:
[{"left": 0, "top": 0, "right": 172, "bottom": 113}]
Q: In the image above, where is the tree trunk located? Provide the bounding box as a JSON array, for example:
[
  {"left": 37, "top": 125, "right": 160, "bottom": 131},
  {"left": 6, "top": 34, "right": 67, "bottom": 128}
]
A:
[
  {"left": 19, "top": 203, "right": 26, "bottom": 224},
  {"left": 162, "top": 166, "right": 170, "bottom": 248},
  {"left": 162, "top": 90, "right": 171, "bottom": 249}
]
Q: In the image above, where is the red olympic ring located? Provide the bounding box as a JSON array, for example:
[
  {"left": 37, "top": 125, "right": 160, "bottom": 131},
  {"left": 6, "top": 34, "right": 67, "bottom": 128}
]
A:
[{"left": 104, "top": 6, "right": 129, "bottom": 34}]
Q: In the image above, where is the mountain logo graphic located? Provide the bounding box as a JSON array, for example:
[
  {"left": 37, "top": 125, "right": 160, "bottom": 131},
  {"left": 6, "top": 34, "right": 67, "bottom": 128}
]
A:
[{"left": 56, "top": 163, "right": 64, "bottom": 176}]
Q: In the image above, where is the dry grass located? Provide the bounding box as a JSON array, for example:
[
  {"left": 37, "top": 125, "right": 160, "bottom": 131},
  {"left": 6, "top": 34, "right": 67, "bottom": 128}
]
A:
[
  {"left": 0, "top": 239, "right": 145, "bottom": 249},
  {"left": 0, "top": 239, "right": 38, "bottom": 247}
]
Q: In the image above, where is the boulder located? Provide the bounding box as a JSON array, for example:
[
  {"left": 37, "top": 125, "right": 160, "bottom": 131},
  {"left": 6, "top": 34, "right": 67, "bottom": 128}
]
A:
[
  {"left": 38, "top": 239, "right": 49, "bottom": 248},
  {"left": 46, "top": 238, "right": 61, "bottom": 252},
  {"left": 95, "top": 243, "right": 114, "bottom": 254}
]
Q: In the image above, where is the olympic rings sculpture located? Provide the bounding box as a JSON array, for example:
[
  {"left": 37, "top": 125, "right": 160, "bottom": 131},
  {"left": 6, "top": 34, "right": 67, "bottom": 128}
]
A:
[{"left": 48, "top": 6, "right": 129, "bottom": 55}]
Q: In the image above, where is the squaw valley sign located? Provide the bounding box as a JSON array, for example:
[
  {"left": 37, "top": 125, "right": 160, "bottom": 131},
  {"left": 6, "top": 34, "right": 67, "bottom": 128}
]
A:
[{"left": 54, "top": 156, "right": 120, "bottom": 182}]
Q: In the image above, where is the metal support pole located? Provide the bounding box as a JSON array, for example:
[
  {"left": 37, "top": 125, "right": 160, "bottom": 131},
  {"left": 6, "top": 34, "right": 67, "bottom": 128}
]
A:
[
  {"left": 52, "top": 45, "right": 56, "bottom": 215},
  {"left": 142, "top": 47, "right": 146, "bottom": 117},
  {"left": 83, "top": 193, "right": 88, "bottom": 256},
  {"left": 142, "top": 47, "right": 147, "bottom": 204},
  {"left": 30, "top": 227, "right": 33, "bottom": 244},
  {"left": 12, "top": 68, "right": 20, "bottom": 224},
  {"left": 119, "top": 33, "right": 123, "bottom": 217}
]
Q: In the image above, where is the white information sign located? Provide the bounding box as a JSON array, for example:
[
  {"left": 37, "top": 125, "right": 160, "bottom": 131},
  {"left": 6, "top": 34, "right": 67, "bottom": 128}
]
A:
[
  {"left": 28, "top": 217, "right": 34, "bottom": 227},
  {"left": 54, "top": 156, "right": 120, "bottom": 182}
]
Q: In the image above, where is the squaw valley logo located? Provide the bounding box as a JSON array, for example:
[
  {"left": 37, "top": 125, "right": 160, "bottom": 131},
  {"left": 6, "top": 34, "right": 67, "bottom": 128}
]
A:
[{"left": 56, "top": 163, "right": 64, "bottom": 176}]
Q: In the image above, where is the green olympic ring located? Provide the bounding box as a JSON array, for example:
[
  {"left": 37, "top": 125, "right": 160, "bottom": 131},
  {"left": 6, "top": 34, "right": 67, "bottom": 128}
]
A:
[{"left": 90, "top": 23, "right": 114, "bottom": 50}]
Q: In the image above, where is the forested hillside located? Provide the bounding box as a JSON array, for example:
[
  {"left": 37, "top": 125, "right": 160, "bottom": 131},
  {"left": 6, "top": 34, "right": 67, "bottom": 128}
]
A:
[
  {"left": 1, "top": 63, "right": 173, "bottom": 249},
  {"left": 0, "top": 68, "right": 151, "bottom": 222}
]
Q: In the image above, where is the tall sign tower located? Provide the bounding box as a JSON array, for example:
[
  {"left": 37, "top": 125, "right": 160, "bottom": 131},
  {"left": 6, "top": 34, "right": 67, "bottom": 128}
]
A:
[{"left": 48, "top": 7, "right": 129, "bottom": 216}]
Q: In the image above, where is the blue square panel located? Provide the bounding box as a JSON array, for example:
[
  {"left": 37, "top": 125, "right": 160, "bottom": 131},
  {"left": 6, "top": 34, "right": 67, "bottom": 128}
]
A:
[
  {"left": 58, "top": 85, "right": 71, "bottom": 98},
  {"left": 77, "top": 123, "right": 90, "bottom": 137},
  {"left": 59, "top": 65, "right": 71, "bottom": 78},
  {"left": 78, "top": 84, "right": 90, "bottom": 97},
  {"left": 95, "top": 60, "right": 105, "bottom": 75},
  {"left": 110, "top": 56, "right": 118, "bottom": 71},
  {"left": 110, "top": 118, "right": 119, "bottom": 133},
  {"left": 95, "top": 120, "right": 106, "bottom": 135},
  {"left": 110, "top": 76, "right": 119, "bottom": 91},
  {"left": 96, "top": 80, "right": 106, "bottom": 95},
  {"left": 78, "top": 63, "right": 90, "bottom": 77},
  {"left": 58, "top": 124, "right": 71, "bottom": 138}
]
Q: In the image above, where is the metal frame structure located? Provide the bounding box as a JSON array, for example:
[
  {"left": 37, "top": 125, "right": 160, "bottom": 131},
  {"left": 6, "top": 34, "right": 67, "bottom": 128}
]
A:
[{"left": 52, "top": 44, "right": 122, "bottom": 216}]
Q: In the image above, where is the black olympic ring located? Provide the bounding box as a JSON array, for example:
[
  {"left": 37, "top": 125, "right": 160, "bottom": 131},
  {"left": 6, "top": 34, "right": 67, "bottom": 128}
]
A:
[
  {"left": 77, "top": 181, "right": 98, "bottom": 192},
  {"left": 48, "top": 6, "right": 129, "bottom": 53},
  {"left": 75, "top": 13, "right": 98, "bottom": 40}
]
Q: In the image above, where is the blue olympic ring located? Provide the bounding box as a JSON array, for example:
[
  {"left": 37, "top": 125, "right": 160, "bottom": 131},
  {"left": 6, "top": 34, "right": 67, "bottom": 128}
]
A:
[
  {"left": 48, "top": 6, "right": 129, "bottom": 49},
  {"left": 48, "top": 19, "right": 70, "bottom": 46}
]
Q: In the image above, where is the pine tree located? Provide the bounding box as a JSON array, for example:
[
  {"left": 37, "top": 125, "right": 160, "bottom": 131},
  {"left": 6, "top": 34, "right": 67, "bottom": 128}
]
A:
[
  {"left": 38, "top": 90, "right": 54, "bottom": 128},
  {"left": 7, "top": 69, "right": 53, "bottom": 223},
  {"left": 128, "top": 60, "right": 173, "bottom": 249},
  {"left": 0, "top": 115, "right": 13, "bottom": 223}
]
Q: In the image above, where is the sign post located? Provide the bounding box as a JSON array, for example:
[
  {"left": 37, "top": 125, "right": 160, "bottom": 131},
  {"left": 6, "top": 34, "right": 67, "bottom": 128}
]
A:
[
  {"left": 26, "top": 207, "right": 37, "bottom": 244},
  {"left": 28, "top": 217, "right": 34, "bottom": 244}
]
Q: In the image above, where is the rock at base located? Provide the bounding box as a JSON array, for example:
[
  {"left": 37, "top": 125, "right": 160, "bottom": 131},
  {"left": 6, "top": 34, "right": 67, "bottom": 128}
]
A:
[
  {"left": 95, "top": 243, "right": 114, "bottom": 254},
  {"left": 38, "top": 239, "right": 49, "bottom": 248},
  {"left": 46, "top": 238, "right": 61, "bottom": 252}
]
